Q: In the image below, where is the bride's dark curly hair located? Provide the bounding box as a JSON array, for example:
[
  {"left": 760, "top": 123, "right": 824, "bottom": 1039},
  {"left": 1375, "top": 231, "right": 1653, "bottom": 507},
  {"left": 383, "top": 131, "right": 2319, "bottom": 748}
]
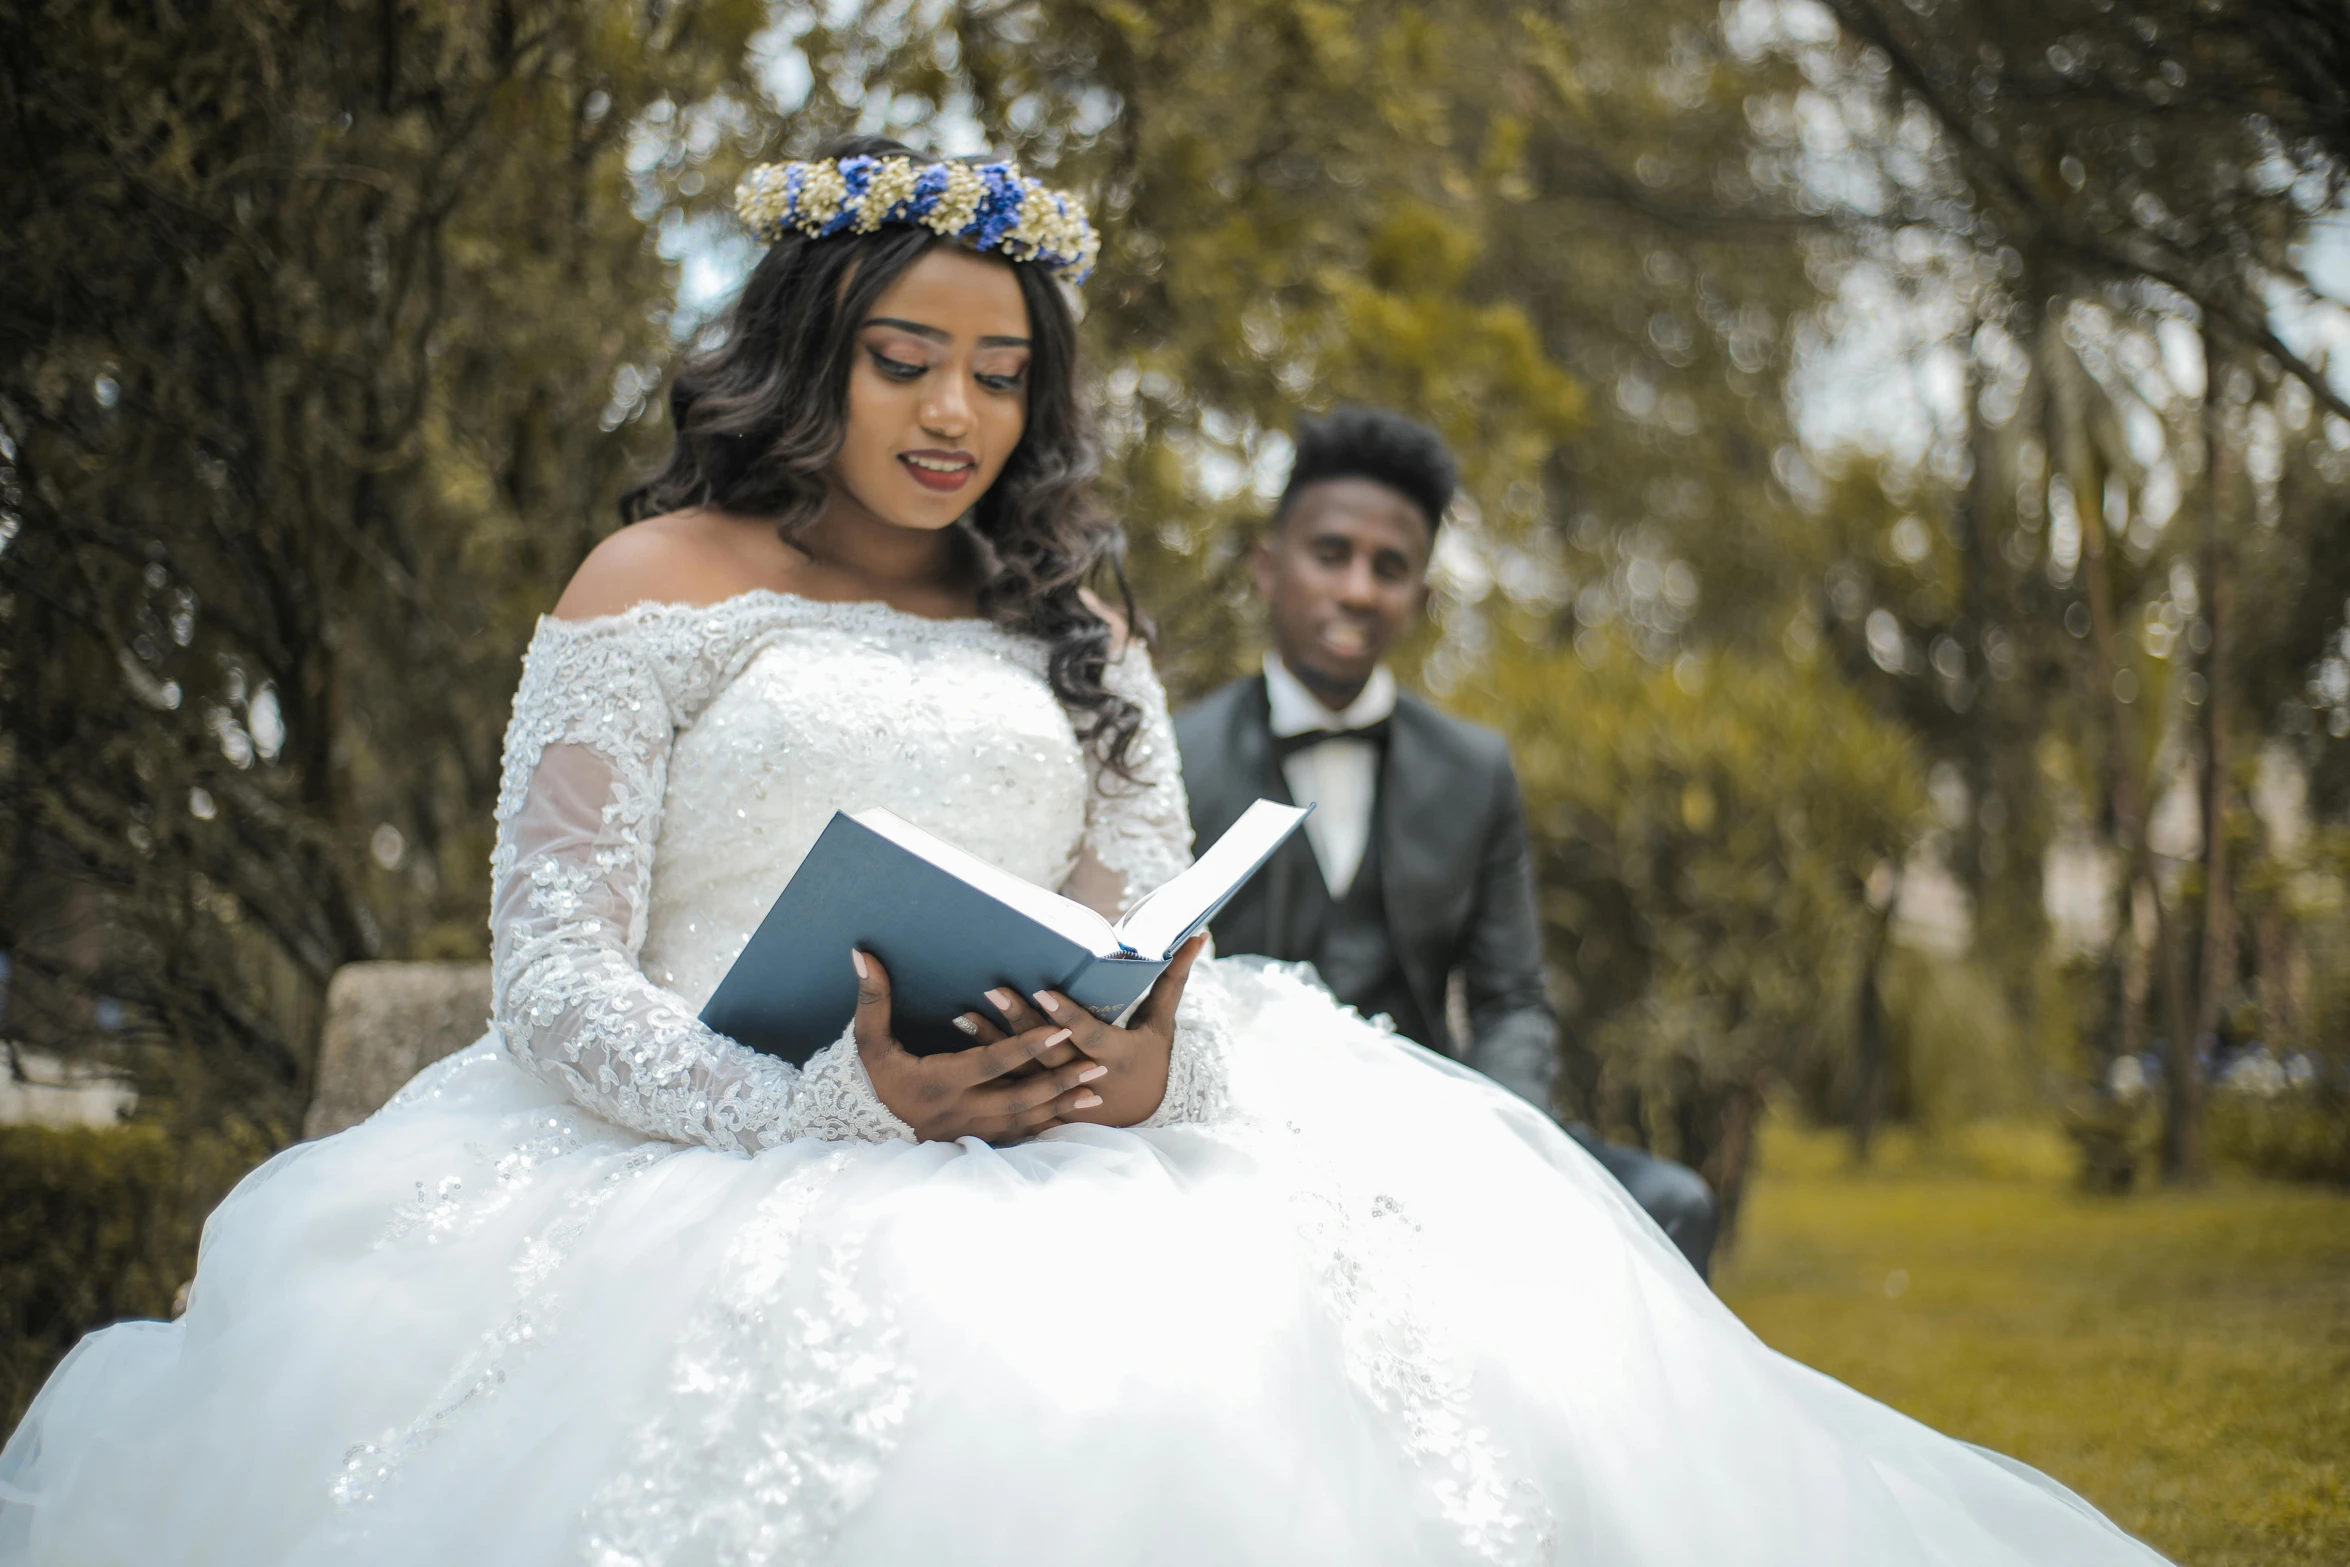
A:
[{"left": 621, "top": 135, "right": 1142, "bottom": 772}]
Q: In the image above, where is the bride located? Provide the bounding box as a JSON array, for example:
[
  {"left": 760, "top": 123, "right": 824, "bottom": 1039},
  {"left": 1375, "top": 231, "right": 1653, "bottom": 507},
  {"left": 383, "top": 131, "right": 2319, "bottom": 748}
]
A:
[{"left": 0, "top": 136, "right": 2170, "bottom": 1566}]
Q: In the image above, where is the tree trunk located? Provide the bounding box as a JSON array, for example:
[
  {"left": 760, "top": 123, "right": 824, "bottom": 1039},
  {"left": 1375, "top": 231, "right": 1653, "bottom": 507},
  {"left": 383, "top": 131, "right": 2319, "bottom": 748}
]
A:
[
  {"left": 1706, "top": 1069, "right": 1773, "bottom": 1254},
  {"left": 2255, "top": 906, "right": 2304, "bottom": 1051},
  {"left": 1952, "top": 334, "right": 1995, "bottom": 901},
  {"left": 2180, "top": 327, "right": 2234, "bottom": 1182},
  {"left": 2048, "top": 322, "right": 2200, "bottom": 1179},
  {"left": 1850, "top": 868, "right": 1900, "bottom": 1166}
]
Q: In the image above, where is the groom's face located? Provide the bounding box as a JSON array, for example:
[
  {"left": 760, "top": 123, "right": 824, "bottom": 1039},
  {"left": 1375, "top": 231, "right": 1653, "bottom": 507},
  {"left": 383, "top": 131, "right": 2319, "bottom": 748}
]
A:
[{"left": 1253, "top": 476, "right": 1433, "bottom": 708}]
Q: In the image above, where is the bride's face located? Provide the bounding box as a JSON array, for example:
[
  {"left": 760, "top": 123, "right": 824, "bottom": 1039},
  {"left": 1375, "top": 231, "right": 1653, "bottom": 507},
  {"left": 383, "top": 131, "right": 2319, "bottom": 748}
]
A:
[{"left": 831, "top": 246, "right": 1033, "bottom": 533}]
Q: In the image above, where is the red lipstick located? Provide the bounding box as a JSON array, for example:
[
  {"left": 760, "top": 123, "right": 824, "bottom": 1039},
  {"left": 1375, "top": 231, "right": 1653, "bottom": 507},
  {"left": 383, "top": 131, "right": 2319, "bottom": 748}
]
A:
[{"left": 900, "top": 449, "right": 976, "bottom": 493}]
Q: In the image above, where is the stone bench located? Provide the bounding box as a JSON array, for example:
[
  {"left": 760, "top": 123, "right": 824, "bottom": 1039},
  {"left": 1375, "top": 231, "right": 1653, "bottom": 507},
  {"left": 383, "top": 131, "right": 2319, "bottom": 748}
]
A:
[{"left": 303, "top": 961, "right": 493, "bottom": 1139}]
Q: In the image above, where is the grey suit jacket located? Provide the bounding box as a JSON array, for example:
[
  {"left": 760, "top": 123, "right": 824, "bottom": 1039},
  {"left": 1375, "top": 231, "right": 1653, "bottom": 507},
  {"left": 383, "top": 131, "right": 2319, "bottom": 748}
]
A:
[{"left": 1173, "top": 674, "right": 1559, "bottom": 1109}]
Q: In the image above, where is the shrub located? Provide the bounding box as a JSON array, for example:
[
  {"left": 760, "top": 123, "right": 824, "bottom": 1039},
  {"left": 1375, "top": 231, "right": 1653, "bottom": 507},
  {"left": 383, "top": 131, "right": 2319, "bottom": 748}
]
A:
[
  {"left": 0, "top": 1123, "right": 267, "bottom": 1429},
  {"left": 2208, "top": 1085, "right": 2350, "bottom": 1185},
  {"left": 1456, "top": 637, "right": 1928, "bottom": 1226}
]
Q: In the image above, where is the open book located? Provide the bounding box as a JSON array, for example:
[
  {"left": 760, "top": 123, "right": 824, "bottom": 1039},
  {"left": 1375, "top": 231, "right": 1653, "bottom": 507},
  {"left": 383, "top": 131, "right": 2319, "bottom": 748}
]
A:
[{"left": 700, "top": 799, "right": 1310, "bottom": 1065}]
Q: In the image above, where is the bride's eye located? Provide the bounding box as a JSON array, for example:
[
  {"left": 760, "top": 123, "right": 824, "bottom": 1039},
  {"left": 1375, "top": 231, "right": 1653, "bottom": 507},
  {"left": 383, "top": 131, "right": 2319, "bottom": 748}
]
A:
[
  {"left": 868, "top": 348, "right": 925, "bottom": 382},
  {"left": 975, "top": 369, "right": 1027, "bottom": 393}
]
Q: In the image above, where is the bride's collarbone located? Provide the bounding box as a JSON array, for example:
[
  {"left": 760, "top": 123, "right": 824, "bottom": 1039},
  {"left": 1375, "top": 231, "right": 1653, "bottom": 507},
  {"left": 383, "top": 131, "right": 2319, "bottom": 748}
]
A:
[{"left": 553, "top": 513, "right": 980, "bottom": 624}]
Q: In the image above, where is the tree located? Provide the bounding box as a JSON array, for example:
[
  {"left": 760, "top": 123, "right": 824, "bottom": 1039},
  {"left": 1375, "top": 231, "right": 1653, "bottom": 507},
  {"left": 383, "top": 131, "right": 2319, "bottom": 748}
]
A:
[
  {"left": 0, "top": 0, "right": 764, "bottom": 1132},
  {"left": 1782, "top": 0, "right": 2350, "bottom": 1181}
]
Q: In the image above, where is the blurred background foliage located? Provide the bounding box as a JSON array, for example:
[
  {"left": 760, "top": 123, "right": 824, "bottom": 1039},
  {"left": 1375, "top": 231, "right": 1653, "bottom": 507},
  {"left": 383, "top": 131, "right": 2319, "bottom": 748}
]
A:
[
  {"left": 5, "top": 0, "right": 2350, "bottom": 1337},
  {"left": 1, "top": 0, "right": 763, "bottom": 1138},
  {"left": 1457, "top": 634, "right": 1928, "bottom": 1226}
]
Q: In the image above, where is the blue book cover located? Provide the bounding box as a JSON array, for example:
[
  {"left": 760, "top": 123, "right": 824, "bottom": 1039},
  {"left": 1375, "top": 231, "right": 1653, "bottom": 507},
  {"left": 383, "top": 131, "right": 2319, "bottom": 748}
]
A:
[{"left": 700, "top": 800, "right": 1309, "bottom": 1065}]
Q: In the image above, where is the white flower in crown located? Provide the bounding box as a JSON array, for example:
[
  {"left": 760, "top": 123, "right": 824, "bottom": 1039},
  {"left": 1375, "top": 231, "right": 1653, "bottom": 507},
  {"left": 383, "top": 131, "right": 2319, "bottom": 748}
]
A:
[
  {"left": 1003, "top": 183, "right": 1100, "bottom": 278},
  {"left": 790, "top": 160, "right": 849, "bottom": 232},
  {"left": 733, "top": 154, "right": 1098, "bottom": 283},
  {"left": 732, "top": 163, "right": 793, "bottom": 236},
  {"left": 924, "top": 161, "right": 989, "bottom": 240},
  {"left": 851, "top": 157, "right": 921, "bottom": 233}
]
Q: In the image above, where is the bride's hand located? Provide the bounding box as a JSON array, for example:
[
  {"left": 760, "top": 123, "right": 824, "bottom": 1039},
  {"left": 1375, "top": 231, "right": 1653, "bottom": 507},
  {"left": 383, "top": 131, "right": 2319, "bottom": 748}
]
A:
[
  {"left": 971, "top": 936, "right": 1207, "bottom": 1128},
  {"left": 851, "top": 951, "right": 1108, "bottom": 1144}
]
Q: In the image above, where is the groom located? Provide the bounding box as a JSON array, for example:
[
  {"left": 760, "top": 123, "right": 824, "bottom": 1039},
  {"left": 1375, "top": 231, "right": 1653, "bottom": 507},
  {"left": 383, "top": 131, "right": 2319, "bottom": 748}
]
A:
[{"left": 1172, "top": 406, "right": 1719, "bottom": 1279}]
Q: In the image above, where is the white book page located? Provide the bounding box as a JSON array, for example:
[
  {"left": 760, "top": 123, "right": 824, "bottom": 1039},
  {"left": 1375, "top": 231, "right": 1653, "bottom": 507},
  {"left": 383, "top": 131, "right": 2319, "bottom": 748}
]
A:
[
  {"left": 850, "top": 809, "right": 1123, "bottom": 956},
  {"left": 1114, "top": 799, "right": 1312, "bottom": 959}
]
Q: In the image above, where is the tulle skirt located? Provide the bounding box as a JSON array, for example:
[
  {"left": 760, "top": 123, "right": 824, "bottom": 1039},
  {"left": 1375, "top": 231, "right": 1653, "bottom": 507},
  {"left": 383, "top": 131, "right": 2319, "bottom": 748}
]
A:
[{"left": 0, "top": 960, "right": 2168, "bottom": 1565}]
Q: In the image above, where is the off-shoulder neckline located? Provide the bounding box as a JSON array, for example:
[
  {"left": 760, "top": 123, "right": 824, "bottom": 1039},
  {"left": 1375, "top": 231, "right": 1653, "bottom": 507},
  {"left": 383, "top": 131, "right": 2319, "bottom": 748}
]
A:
[
  {"left": 532, "top": 586, "right": 1154, "bottom": 668},
  {"left": 537, "top": 586, "right": 1011, "bottom": 641}
]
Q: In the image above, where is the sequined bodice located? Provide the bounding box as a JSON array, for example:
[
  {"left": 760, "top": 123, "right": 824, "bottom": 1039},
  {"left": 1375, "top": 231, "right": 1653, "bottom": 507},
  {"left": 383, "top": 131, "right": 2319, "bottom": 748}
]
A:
[
  {"left": 485, "top": 590, "right": 1210, "bottom": 1154},
  {"left": 639, "top": 613, "right": 1089, "bottom": 1010}
]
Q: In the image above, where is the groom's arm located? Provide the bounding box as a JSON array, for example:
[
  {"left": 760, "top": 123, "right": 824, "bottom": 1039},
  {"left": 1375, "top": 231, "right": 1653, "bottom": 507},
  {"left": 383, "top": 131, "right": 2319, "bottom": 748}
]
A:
[{"left": 1456, "top": 753, "right": 1560, "bottom": 1112}]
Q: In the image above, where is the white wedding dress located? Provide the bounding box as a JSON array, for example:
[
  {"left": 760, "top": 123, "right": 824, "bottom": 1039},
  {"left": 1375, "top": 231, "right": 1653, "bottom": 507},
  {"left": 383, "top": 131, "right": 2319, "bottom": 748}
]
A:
[{"left": 0, "top": 593, "right": 2168, "bottom": 1566}]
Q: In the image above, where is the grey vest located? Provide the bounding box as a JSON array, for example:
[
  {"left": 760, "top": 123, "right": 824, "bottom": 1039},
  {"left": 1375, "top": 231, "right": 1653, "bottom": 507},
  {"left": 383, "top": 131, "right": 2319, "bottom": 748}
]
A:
[{"left": 1256, "top": 796, "right": 1436, "bottom": 1050}]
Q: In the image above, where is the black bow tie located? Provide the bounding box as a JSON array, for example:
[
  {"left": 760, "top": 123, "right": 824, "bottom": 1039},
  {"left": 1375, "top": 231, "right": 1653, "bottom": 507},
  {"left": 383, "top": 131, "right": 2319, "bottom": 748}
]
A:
[{"left": 1272, "top": 718, "right": 1391, "bottom": 759}]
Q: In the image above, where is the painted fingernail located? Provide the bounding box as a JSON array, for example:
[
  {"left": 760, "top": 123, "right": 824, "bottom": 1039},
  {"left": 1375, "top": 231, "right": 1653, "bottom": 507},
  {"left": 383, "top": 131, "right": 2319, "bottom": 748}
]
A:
[
  {"left": 1077, "top": 1064, "right": 1107, "bottom": 1084},
  {"left": 952, "top": 1015, "right": 980, "bottom": 1036},
  {"left": 987, "top": 989, "right": 1016, "bottom": 1011},
  {"left": 1073, "top": 1091, "right": 1103, "bottom": 1110},
  {"left": 851, "top": 950, "right": 869, "bottom": 980},
  {"left": 1032, "top": 992, "right": 1060, "bottom": 1013},
  {"left": 1045, "top": 1028, "right": 1073, "bottom": 1048}
]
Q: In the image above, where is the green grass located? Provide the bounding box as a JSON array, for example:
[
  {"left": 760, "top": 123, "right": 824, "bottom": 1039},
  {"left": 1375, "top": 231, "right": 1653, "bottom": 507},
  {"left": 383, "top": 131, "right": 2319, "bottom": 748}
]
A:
[{"left": 1717, "top": 1122, "right": 2350, "bottom": 1567}]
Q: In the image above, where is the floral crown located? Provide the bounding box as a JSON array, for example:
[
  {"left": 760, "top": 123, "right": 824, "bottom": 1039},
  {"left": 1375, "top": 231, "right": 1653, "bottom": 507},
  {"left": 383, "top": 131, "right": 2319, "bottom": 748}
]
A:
[{"left": 734, "top": 155, "right": 1100, "bottom": 285}]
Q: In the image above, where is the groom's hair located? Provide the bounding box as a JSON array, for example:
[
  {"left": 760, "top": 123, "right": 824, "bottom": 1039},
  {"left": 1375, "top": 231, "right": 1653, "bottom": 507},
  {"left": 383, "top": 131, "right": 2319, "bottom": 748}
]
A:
[{"left": 1275, "top": 406, "right": 1458, "bottom": 535}]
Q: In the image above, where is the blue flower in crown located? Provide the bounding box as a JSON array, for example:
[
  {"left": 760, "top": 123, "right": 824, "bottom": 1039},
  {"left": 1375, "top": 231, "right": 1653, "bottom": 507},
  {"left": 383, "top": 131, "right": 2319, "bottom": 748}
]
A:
[
  {"left": 906, "top": 162, "right": 952, "bottom": 215},
  {"left": 970, "top": 164, "right": 1027, "bottom": 249},
  {"left": 825, "top": 155, "right": 881, "bottom": 237},
  {"left": 735, "top": 155, "right": 1100, "bottom": 284}
]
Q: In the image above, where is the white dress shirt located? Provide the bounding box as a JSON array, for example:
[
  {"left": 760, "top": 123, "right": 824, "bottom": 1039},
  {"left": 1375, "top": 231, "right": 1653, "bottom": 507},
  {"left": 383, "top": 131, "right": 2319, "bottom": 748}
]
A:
[{"left": 1264, "top": 653, "right": 1396, "bottom": 899}]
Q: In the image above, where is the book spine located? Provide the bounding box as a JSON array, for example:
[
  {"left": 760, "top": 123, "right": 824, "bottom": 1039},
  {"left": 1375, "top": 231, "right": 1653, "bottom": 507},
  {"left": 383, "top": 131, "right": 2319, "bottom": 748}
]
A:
[{"left": 1057, "top": 953, "right": 1170, "bottom": 1027}]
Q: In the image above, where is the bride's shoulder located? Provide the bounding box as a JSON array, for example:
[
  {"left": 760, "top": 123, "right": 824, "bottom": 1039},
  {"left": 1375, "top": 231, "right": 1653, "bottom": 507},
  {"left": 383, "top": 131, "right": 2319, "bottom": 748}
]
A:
[{"left": 552, "top": 510, "right": 793, "bottom": 623}]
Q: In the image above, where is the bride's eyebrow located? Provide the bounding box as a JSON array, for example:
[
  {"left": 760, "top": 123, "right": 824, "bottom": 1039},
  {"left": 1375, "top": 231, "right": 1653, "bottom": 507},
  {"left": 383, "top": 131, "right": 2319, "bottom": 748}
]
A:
[
  {"left": 863, "top": 316, "right": 949, "bottom": 341},
  {"left": 863, "top": 316, "right": 1030, "bottom": 350}
]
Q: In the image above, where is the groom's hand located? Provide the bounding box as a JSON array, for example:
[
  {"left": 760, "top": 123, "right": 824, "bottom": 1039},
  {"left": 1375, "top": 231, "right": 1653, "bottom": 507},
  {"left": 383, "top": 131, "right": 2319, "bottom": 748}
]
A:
[
  {"left": 980, "top": 935, "right": 1206, "bottom": 1128},
  {"left": 851, "top": 950, "right": 1106, "bottom": 1144}
]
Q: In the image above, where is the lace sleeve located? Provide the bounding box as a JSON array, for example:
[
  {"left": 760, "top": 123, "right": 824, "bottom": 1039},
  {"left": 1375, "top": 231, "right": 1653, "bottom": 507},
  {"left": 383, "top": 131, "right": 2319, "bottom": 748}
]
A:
[
  {"left": 490, "top": 615, "right": 912, "bottom": 1152},
  {"left": 1058, "top": 642, "right": 1229, "bottom": 1128},
  {"left": 1061, "top": 642, "right": 1195, "bottom": 918}
]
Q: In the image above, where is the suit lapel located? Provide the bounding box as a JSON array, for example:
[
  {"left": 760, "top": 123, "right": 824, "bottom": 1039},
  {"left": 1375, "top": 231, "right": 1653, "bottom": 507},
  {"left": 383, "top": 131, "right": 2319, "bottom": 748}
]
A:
[
  {"left": 1237, "top": 675, "right": 1314, "bottom": 957},
  {"left": 1376, "top": 695, "right": 1482, "bottom": 1032}
]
